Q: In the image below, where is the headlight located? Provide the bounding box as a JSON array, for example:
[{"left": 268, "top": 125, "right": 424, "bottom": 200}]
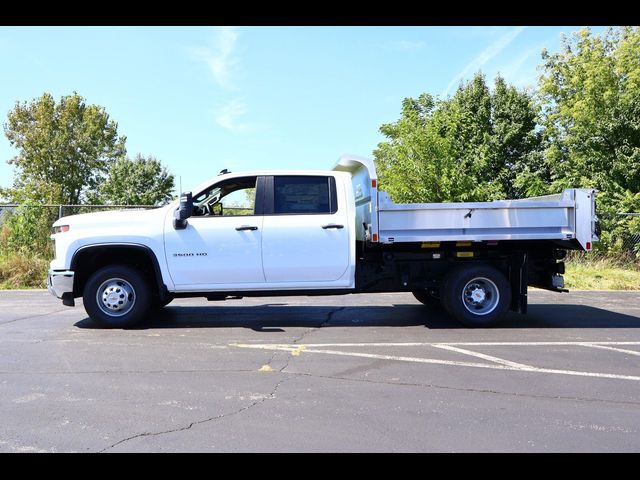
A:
[{"left": 52, "top": 225, "right": 70, "bottom": 234}]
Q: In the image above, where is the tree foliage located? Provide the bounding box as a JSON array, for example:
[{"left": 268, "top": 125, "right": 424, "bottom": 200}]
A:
[
  {"left": 88, "top": 154, "right": 175, "bottom": 206},
  {"left": 0, "top": 202, "right": 52, "bottom": 258},
  {"left": 375, "top": 73, "right": 542, "bottom": 203},
  {"left": 3, "top": 92, "right": 126, "bottom": 205},
  {"left": 539, "top": 27, "right": 640, "bottom": 250},
  {"left": 1, "top": 92, "right": 177, "bottom": 257},
  {"left": 375, "top": 27, "right": 640, "bottom": 255}
]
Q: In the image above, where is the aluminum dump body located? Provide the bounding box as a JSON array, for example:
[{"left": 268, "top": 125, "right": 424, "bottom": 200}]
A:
[{"left": 333, "top": 155, "right": 597, "bottom": 250}]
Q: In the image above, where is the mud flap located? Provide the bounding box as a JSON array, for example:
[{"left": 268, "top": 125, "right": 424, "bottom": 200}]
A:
[{"left": 509, "top": 252, "right": 528, "bottom": 314}]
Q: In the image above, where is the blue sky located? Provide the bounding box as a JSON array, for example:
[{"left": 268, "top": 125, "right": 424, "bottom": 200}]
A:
[{"left": 0, "top": 26, "right": 605, "bottom": 196}]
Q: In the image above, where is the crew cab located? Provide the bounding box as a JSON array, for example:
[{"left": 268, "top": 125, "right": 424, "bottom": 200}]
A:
[{"left": 48, "top": 155, "right": 598, "bottom": 328}]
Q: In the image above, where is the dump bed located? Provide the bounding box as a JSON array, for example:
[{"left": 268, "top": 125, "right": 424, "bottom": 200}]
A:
[{"left": 333, "top": 155, "right": 597, "bottom": 251}]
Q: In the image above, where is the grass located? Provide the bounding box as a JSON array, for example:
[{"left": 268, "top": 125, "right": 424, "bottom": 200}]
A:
[
  {"left": 1, "top": 251, "right": 639, "bottom": 291},
  {"left": 0, "top": 254, "right": 49, "bottom": 289},
  {"left": 564, "top": 254, "right": 640, "bottom": 290}
]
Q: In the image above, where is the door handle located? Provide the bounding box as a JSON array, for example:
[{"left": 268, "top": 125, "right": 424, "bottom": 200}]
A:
[
  {"left": 235, "top": 225, "right": 258, "bottom": 231},
  {"left": 322, "top": 224, "right": 344, "bottom": 229}
]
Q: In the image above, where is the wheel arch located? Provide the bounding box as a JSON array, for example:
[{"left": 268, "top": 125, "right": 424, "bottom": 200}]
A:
[{"left": 71, "top": 243, "right": 168, "bottom": 301}]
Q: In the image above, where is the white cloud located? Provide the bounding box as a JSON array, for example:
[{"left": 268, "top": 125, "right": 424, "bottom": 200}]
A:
[
  {"left": 193, "top": 26, "right": 240, "bottom": 90},
  {"left": 495, "top": 45, "right": 542, "bottom": 88},
  {"left": 214, "top": 99, "right": 253, "bottom": 133},
  {"left": 192, "top": 27, "right": 259, "bottom": 133},
  {"left": 443, "top": 26, "right": 527, "bottom": 96},
  {"left": 495, "top": 37, "right": 554, "bottom": 89}
]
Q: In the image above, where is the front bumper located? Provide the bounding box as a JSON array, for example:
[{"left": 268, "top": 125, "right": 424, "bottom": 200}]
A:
[{"left": 47, "top": 269, "right": 75, "bottom": 305}]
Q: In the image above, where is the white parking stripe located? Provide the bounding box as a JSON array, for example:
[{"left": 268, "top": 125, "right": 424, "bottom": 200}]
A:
[
  {"left": 260, "top": 341, "right": 640, "bottom": 348},
  {"left": 436, "top": 341, "right": 640, "bottom": 347},
  {"left": 578, "top": 343, "right": 640, "bottom": 357},
  {"left": 300, "top": 348, "right": 527, "bottom": 371},
  {"left": 231, "top": 342, "right": 640, "bottom": 382},
  {"left": 430, "top": 344, "right": 533, "bottom": 369},
  {"left": 308, "top": 347, "right": 640, "bottom": 382}
]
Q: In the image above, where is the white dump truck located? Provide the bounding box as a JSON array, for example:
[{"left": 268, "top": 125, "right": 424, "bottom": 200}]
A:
[{"left": 48, "top": 154, "right": 598, "bottom": 328}]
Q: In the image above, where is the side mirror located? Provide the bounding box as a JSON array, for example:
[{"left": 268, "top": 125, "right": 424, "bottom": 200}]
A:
[{"left": 173, "top": 191, "right": 193, "bottom": 230}]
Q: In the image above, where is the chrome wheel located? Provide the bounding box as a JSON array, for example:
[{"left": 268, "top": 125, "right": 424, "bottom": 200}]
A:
[
  {"left": 96, "top": 278, "right": 136, "bottom": 317},
  {"left": 461, "top": 277, "right": 499, "bottom": 316}
]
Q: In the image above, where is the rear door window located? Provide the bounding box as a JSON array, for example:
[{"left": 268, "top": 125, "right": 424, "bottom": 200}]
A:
[{"left": 273, "top": 176, "right": 337, "bottom": 215}]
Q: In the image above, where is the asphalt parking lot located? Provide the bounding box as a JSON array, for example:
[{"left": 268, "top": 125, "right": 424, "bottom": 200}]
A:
[{"left": 1, "top": 289, "right": 639, "bottom": 452}]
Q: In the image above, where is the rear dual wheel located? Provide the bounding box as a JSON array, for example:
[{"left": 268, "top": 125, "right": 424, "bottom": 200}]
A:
[{"left": 440, "top": 264, "right": 511, "bottom": 327}]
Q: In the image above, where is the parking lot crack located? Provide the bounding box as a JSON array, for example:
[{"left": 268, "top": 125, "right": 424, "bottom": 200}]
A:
[
  {"left": 324, "top": 306, "right": 346, "bottom": 326},
  {"left": 292, "top": 306, "right": 345, "bottom": 345},
  {"left": 97, "top": 375, "right": 290, "bottom": 453},
  {"left": 234, "top": 306, "right": 345, "bottom": 378},
  {"left": 261, "top": 307, "right": 346, "bottom": 374}
]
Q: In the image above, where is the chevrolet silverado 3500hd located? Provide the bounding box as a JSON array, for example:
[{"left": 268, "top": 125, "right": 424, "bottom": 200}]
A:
[{"left": 48, "top": 155, "right": 598, "bottom": 328}]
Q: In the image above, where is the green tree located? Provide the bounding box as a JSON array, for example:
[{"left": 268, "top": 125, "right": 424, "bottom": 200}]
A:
[
  {"left": 0, "top": 202, "right": 53, "bottom": 257},
  {"left": 491, "top": 77, "right": 545, "bottom": 198},
  {"left": 1, "top": 92, "right": 127, "bottom": 254},
  {"left": 3, "top": 92, "right": 126, "bottom": 205},
  {"left": 375, "top": 73, "right": 542, "bottom": 203},
  {"left": 538, "top": 27, "right": 640, "bottom": 250},
  {"left": 88, "top": 154, "right": 175, "bottom": 206},
  {"left": 375, "top": 93, "right": 473, "bottom": 203}
]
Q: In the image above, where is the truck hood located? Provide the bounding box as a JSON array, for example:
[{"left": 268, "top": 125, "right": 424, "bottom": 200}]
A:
[{"left": 52, "top": 205, "right": 174, "bottom": 232}]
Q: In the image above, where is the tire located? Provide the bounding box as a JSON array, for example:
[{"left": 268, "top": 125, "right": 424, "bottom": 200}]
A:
[
  {"left": 412, "top": 290, "right": 441, "bottom": 309},
  {"left": 441, "top": 264, "right": 511, "bottom": 327},
  {"left": 83, "top": 265, "right": 152, "bottom": 328}
]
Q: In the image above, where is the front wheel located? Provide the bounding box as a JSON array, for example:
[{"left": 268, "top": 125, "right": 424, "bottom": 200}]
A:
[
  {"left": 441, "top": 264, "right": 511, "bottom": 327},
  {"left": 83, "top": 265, "right": 152, "bottom": 328}
]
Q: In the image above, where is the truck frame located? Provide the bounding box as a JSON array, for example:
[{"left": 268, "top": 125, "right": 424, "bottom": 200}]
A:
[{"left": 47, "top": 154, "right": 598, "bottom": 328}]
